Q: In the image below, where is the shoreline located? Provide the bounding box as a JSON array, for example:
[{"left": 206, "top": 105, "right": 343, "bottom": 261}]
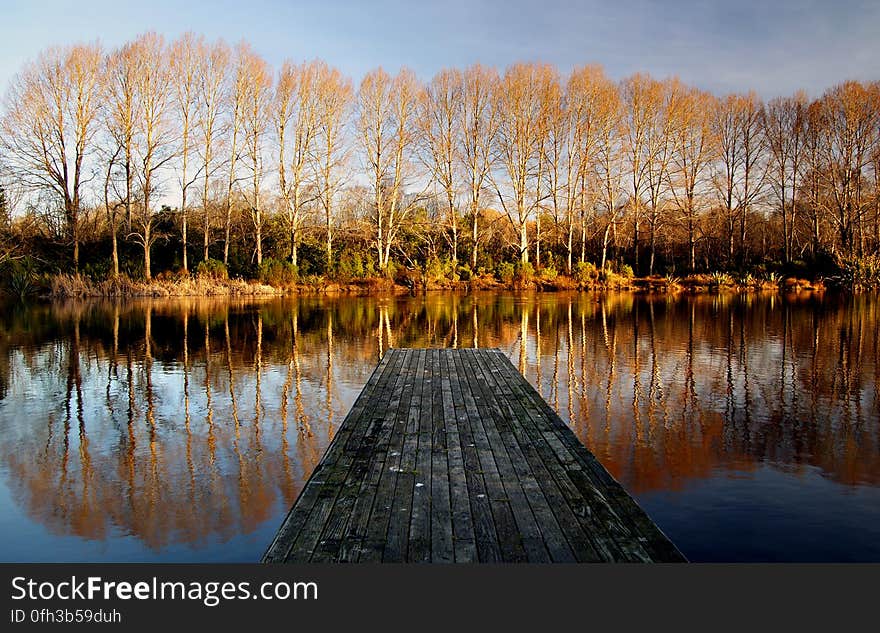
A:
[{"left": 38, "top": 271, "right": 826, "bottom": 299}]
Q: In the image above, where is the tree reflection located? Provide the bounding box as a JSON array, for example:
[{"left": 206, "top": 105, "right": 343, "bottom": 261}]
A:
[{"left": 0, "top": 291, "right": 878, "bottom": 555}]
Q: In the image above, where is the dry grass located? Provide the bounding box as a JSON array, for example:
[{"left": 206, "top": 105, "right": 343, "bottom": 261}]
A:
[{"left": 49, "top": 274, "right": 282, "bottom": 298}]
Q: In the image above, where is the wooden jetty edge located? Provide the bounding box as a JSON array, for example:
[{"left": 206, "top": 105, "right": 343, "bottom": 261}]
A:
[{"left": 263, "top": 348, "right": 686, "bottom": 563}]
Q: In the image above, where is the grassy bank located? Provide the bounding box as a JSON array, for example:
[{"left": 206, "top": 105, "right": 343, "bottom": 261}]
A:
[
  {"left": 40, "top": 270, "right": 823, "bottom": 298},
  {"left": 0, "top": 259, "right": 830, "bottom": 300}
]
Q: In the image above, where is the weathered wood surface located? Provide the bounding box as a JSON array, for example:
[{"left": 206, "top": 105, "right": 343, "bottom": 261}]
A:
[{"left": 263, "top": 348, "right": 685, "bottom": 563}]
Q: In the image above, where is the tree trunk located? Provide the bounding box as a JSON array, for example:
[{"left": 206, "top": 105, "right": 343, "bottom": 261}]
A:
[
  {"left": 600, "top": 222, "right": 611, "bottom": 273},
  {"left": 203, "top": 193, "right": 210, "bottom": 263},
  {"left": 72, "top": 219, "right": 79, "bottom": 274},
  {"left": 255, "top": 205, "right": 262, "bottom": 266},
  {"left": 181, "top": 139, "right": 189, "bottom": 273},
  {"left": 224, "top": 198, "right": 231, "bottom": 265},
  {"left": 182, "top": 192, "right": 188, "bottom": 272},
  {"left": 633, "top": 213, "right": 640, "bottom": 275},
  {"left": 535, "top": 213, "right": 541, "bottom": 268},
  {"left": 471, "top": 206, "right": 478, "bottom": 270},
  {"left": 111, "top": 224, "right": 119, "bottom": 277},
  {"left": 326, "top": 206, "right": 333, "bottom": 270},
  {"left": 566, "top": 207, "right": 573, "bottom": 274},
  {"left": 144, "top": 225, "right": 152, "bottom": 281}
]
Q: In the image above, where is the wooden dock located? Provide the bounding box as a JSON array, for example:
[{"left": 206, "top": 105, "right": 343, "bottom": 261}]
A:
[{"left": 263, "top": 348, "right": 685, "bottom": 563}]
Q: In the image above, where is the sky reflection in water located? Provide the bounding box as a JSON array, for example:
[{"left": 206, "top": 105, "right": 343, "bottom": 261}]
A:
[{"left": 0, "top": 291, "right": 878, "bottom": 561}]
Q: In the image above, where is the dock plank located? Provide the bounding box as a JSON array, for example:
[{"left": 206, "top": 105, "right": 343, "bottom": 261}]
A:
[{"left": 263, "top": 348, "right": 686, "bottom": 563}]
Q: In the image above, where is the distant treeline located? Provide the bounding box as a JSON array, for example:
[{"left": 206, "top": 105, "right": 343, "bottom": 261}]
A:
[{"left": 0, "top": 32, "right": 878, "bottom": 288}]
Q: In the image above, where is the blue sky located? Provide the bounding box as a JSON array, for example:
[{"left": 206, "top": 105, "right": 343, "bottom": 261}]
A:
[{"left": 1, "top": 0, "right": 877, "bottom": 99}]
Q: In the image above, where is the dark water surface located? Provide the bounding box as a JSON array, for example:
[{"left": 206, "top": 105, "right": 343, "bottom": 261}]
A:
[{"left": 1, "top": 291, "right": 878, "bottom": 562}]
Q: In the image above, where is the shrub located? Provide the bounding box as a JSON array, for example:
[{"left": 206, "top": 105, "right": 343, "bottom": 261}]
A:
[
  {"left": 82, "top": 260, "right": 111, "bottom": 281},
  {"left": 196, "top": 258, "right": 228, "bottom": 280},
  {"left": 619, "top": 263, "right": 634, "bottom": 279},
  {"left": 384, "top": 259, "right": 398, "bottom": 279},
  {"left": 258, "top": 258, "right": 298, "bottom": 286},
  {"left": 426, "top": 257, "right": 445, "bottom": 281},
  {"left": 574, "top": 261, "right": 599, "bottom": 285},
  {"left": 539, "top": 264, "right": 558, "bottom": 281},
  {"left": 3, "top": 259, "right": 38, "bottom": 299},
  {"left": 736, "top": 273, "right": 757, "bottom": 288},
  {"left": 457, "top": 264, "right": 472, "bottom": 281},
  {"left": 515, "top": 260, "right": 534, "bottom": 281},
  {"left": 708, "top": 271, "right": 733, "bottom": 287},
  {"left": 365, "top": 256, "right": 378, "bottom": 278},
  {"left": 334, "top": 249, "right": 365, "bottom": 281},
  {"left": 496, "top": 261, "right": 515, "bottom": 283},
  {"left": 830, "top": 253, "right": 880, "bottom": 289}
]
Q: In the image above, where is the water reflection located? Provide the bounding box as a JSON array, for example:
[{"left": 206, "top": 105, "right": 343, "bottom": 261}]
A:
[{"left": 0, "top": 291, "right": 878, "bottom": 561}]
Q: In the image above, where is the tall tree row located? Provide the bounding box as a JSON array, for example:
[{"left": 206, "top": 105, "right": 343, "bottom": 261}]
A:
[{"left": 2, "top": 33, "right": 879, "bottom": 282}]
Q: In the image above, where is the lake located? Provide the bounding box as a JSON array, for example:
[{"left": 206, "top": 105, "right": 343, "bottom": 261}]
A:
[{"left": 1, "top": 291, "right": 878, "bottom": 562}]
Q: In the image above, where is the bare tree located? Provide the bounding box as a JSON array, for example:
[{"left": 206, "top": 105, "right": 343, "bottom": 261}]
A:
[
  {"left": 764, "top": 93, "right": 807, "bottom": 263},
  {"left": 814, "top": 81, "right": 880, "bottom": 256},
  {"left": 357, "top": 67, "right": 425, "bottom": 273},
  {"left": 0, "top": 42, "right": 103, "bottom": 272},
  {"left": 222, "top": 42, "right": 249, "bottom": 265},
  {"left": 195, "top": 38, "right": 230, "bottom": 263},
  {"left": 170, "top": 33, "right": 202, "bottom": 272},
  {"left": 494, "top": 63, "right": 553, "bottom": 264},
  {"left": 275, "top": 60, "right": 321, "bottom": 266},
  {"left": 643, "top": 78, "right": 681, "bottom": 275},
  {"left": 591, "top": 75, "right": 624, "bottom": 272},
  {"left": 105, "top": 40, "right": 140, "bottom": 244},
  {"left": 130, "top": 32, "right": 175, "bottom": 280},
  {"left": 712, "top": 92, "right": 767, "bottom": 268},
  {"left": 311, "top": 62, "right": 352, "bottom": 267},
  {"left": 458, "top": 64, "right": 499, "bottom": 270},
  {"left": 620, "top": 73, "right": 663, "bottom": 274},
  {"left": 669, "top": 87, "right": 716, "bottom": 272},
  {"left": 419, "top": 68, "right": 463, "bottom": 268},
  {"left": 534, "top": 68, "right": 561, "bottom": 268},
  {"left": 240, "top": 46, "right": 272, "bottom": 267},
  {"left": 563, "top": 66, "right": 616, "bottom": 268}
]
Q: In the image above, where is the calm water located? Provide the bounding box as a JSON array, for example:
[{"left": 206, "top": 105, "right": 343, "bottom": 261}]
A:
[{"left": 1, "top": 291, "right": 878, "bottom": 562}]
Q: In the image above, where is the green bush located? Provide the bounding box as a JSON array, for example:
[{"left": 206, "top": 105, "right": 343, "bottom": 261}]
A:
[
  {"left": 365, "top": 256, "right": 378, "bottom": 277},
  {"left": 122, "top": 259, "right": 145, "bottom": 280},
  {"left": 457, "top": 264, "right": 472, "bottom": 281},
  {"left": 539, "top": 264, "right": 558, "bottom": 281},
  {"left": 258, "top": 258, "right": 298, "bottom": 286},
  {"left": 515, "top": 260, "right": 534, "bottom": 281},
  {"left": 196, "top": 258, "right": 228, "bottom": 280},
  {"left": 426, "top": 257, "right": 445, "bottom": 281},
  {"left": 831, "top": 253, "right": 880, "bottom": 289},
  {"left": 574, "top": 261, "right": 598, "bottom": 284},
  {"left": 619, "top": 263, "right": 634, "bottom": 278},
  {"left": 384, "top": 259, "right": 398, "bottom": 279},
  {"left": 496, "top": 261, "right": 515, "bottom": 283},
  {"left": 82, "top": 259, "right": 111, "bottom": 281},
  {"left": 334, "top": 249, "right": 365, "bottom": 281},
  {"left": 3, "top": 258, "right": 38, "bottom": 300}
]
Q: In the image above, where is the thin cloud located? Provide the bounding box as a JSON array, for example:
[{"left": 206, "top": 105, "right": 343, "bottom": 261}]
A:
[{"left": 0, "top": 0, "right": 876, "bottom": 100}]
